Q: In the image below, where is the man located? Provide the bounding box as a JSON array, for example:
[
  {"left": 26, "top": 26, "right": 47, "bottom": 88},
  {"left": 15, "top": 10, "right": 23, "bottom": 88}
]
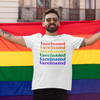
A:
[{"left": 0, "top": 9, "right": 100, "bottom": 100}]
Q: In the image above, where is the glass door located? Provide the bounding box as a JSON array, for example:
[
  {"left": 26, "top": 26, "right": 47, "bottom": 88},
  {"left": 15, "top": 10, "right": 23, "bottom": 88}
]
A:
[
  {"left": 85, "top": 0, "right": 96, "bottom": 20},
  {"left": 37, "top": 0, "right": 51, "bottom": 20}
]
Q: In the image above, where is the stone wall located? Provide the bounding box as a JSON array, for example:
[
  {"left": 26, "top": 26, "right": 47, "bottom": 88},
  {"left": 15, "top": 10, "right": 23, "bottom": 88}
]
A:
[
  {"left": 96, "top": 0, "right": 100, "bottom": 20},
  {"left": 80, "top": 9, "right": 85, "bottom": 20},
  {"left": 21, "top": 7, "right": 34, "bottom": 21},
  {"left": 80, "top": 0, "right": 85, "bottom": 20},
  {"left": 96, "top": 10, "right": 100, "bottom": 20},
  {"left": 61, "top": 9, "right": 69, "bottom": 20}
]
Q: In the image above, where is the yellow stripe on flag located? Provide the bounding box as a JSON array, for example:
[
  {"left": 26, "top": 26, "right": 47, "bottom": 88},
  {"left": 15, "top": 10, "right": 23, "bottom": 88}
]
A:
[
  {"left": 72, "top": 50, "right": 100, "bottom": 64},
  {"left": 0, "top": 50, "right": 100, "bottom": 66},
  {"left": 0, "top": 51, "right": 33, "bottom": 66}
]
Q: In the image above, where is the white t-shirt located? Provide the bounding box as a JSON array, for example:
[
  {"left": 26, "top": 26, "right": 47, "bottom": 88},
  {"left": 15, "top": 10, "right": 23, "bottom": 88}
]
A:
[{"left": 23, "top": 33, "right": 84, "bottom": 90}]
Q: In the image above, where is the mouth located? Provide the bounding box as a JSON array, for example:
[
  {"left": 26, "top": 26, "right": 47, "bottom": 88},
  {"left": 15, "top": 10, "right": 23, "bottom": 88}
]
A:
[
  {"left": 49, "top": 24, "right": 56, "bottom": 28},
  {"left": 50, "top": 25, "right": 55, "bottom": 27}
]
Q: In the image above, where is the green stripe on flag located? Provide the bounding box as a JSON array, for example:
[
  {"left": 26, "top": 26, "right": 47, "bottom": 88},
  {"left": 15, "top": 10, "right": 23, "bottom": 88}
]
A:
[
  {"left": 72, "top": 64, "right": 100, "bottom": 79},
  {"left": 0, "top": 64, "right": 100, "bottom": 81},
  {"left": 0, "top": 66, "right": 33, "bottom": 81}
]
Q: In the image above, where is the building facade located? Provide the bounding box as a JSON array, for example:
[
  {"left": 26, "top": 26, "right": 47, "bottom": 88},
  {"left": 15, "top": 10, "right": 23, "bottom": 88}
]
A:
[
  {"left": 0, "top": 0, "right": 19, "bottom": 23},
  {"left": 0, "top": 0, "right": 100, "bottom": 23}
]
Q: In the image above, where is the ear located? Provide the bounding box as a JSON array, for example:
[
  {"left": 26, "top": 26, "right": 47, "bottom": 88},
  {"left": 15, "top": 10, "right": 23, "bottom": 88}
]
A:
[
  {"left": 42, "top": 22, "right": 45, "bottom": 27},
  {"left": 58, "top": 21, "right": 60, "bottom": 26}
]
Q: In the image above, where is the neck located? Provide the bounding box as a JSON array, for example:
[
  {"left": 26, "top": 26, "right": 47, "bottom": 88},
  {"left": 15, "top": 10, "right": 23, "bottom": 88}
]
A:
[{"left": 46, "top": 30, "right": 57, "bottom": 36}]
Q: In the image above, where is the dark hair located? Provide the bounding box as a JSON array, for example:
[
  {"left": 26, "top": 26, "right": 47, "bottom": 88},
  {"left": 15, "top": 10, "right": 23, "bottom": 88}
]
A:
[{"left": 43, "top": 9, "right": 60, "bottom": 22}]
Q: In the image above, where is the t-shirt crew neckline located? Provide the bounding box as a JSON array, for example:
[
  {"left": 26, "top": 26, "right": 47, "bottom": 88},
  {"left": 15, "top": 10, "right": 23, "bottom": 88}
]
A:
[{"left": 43, "top": 34, "right": 59, "bottom": 38}]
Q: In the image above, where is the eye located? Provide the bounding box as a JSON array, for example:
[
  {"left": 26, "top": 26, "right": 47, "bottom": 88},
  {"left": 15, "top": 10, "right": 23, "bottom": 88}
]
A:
[
  {"left": 53, "top": 18, "right": 58, "bottom": 23},
  {"left": 46, "top": 18, "right": 51, "bottom": 22}
]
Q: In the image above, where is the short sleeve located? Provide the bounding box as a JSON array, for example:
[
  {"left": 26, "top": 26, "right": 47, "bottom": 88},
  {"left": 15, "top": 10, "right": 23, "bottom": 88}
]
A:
[
  {"left": 70, "top": 35, "right": 84, "bottom": 49},
  {"left": 23, "top": 34, "right": 38, "bottom": 49}
]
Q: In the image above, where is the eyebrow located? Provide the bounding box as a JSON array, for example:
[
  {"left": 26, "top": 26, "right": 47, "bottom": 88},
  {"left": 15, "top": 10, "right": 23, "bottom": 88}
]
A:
[{"left": 46, "top": 17, "right": 58, "bottom": 19}]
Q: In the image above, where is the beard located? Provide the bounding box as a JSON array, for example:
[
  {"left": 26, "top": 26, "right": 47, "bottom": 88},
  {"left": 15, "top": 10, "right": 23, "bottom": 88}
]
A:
[{"left": 45, "top": 23, "right": 58, "bottom": 33}]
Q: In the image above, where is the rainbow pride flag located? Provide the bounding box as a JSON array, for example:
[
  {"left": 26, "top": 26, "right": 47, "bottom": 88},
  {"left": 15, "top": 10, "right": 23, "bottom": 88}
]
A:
[{"left": 0, "top": 20, "right": 100, "bottom": 100}]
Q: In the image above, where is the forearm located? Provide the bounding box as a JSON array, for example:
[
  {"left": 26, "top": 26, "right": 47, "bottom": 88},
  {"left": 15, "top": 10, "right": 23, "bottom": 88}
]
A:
[
  {"left": 86, "top": 32, "right": 100, "bottom": 46},
  {"left": 0, "top": 29, "right": 26, "bottom": 47},
  {"left": 0, "top": 29, "right": 15, "bottom": 43},
  {"left": 80, "top": 32, "right": 100, "bottom": 47}
]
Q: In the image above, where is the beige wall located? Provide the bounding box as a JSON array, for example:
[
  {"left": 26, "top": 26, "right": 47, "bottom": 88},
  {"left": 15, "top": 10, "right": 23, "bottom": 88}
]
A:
[
  {"left": 80, "top": 0, "right": 85, "bottom": 9},
  {"left": 0, "top": 0, "right": 19, "bottom": 23},
  {"left": 51, "top": 0, "right": 69, "bottom": 8},
  {"left": 24, "top": 0, "right": 32, "bottom": 5},
  {"left": 57, "top": 0, "right": 64, "bottom": 7},
  {"left": 32, "top": 0, "right": 36, "bottom": 7},
  {"left": 19, "top": 0, "right": 24, "bottom": 7},
  {"left": 19, "top": 0, "right": 35, "bottom": 7},
  {"left": 96, "top": 0, "right": 100, "bottom": 9},
  {"left": 64, "top": 0, "right": 69, "bottom": 8},
  {"left": 51, "top": 0, "right": 57, "bottom": 8},
  {"left": 56, "top": 0, "right": 69, "bottom": 8}
]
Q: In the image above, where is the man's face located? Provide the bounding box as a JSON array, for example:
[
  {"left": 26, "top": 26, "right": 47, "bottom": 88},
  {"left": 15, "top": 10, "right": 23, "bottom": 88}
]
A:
[{"left": 42, "top": 13, "right": 60, "bottom": 33}]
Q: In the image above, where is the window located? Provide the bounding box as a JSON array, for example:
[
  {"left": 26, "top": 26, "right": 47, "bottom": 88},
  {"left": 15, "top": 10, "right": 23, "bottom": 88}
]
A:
[
  {"left": 75, "top": 0, "right": 78, "bottom": 8},
  {"left": 70, "top": 0, "right": 79, "bottom": 9},
  {"left": 91, "top": 0, "right": 95, "bottom": 9},
  {"left": 86, "top": 0, "right": 89, "bottom": 9},
  {"left": 45, "top": 0, "right": 50, "bottom": 8},
  {"left": 37, "top": 0, "right": 43, "bottom": 7},
  {"left": 86, "top": 0, "right": 95, "bottom": 9}
]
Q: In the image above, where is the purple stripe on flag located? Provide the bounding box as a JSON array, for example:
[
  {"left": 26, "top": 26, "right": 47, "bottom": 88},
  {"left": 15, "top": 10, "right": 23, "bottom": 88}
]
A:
[
  {"left": 0, "top": 93, "right": 100, "bottom": 100},
  {"left": 68, "top": 93, "right": 100, "bottom": 100},
  {"left": 0, "top": 96, "right": 33, "bottom": 100}
]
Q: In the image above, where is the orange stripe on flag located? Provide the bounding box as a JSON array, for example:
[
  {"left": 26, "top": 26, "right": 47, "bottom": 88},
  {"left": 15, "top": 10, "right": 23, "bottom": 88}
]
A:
[
  {"left": 0, "top": 35, "right": 100, "bottom": 51},
  {"left": 73, "top": 35, "right": 100, "bottom": 50},
  {"left": 0, "top": 38, "right": 31, "bottom": 51}
]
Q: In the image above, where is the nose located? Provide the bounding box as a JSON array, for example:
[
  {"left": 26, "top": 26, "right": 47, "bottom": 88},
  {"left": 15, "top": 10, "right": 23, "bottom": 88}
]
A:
[{"left": 50, "top": 19, "right": 54, "bottom": 23}]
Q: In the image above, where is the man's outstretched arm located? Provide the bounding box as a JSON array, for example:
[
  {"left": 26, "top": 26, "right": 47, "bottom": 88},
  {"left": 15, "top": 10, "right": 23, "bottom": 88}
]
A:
[
  {"left": 80, "top": 32, "right": 100, "bottom": 47},
  {"left": 0, "top": 29, "right": 26, "bottom": 47}
]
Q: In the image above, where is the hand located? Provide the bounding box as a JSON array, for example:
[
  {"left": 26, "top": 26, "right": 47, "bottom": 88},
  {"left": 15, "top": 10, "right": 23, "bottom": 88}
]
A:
[{"left": 99, "top": 32, "right": 100, "bottom": 39}]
